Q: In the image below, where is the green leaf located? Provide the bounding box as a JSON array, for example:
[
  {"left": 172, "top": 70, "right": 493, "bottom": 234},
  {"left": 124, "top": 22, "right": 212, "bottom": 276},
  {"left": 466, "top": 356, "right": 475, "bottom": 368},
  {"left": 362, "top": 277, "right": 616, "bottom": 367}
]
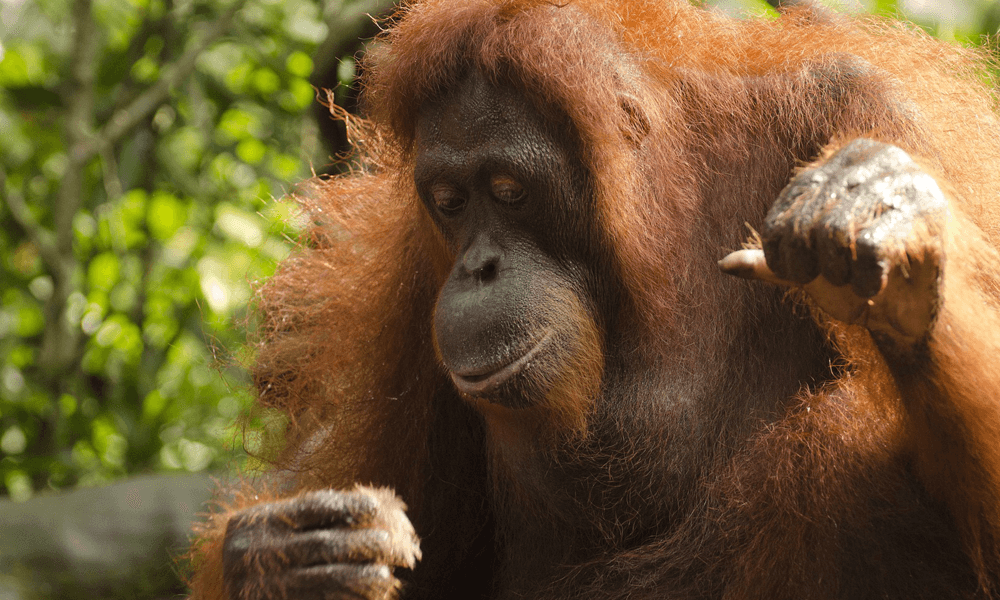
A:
[
  {"left": 8, "top": 346, "right": 34, "bottom": 369},
  {"left": 0, "top": 43, "right": 49, "bottom": 87},
  {"left": 217, "top": 108, "right": 258, "bottom": 143},
  {"left": 88, "top": 252, "right": 120, "bottom": 291},
  {"left": 142, "top": 390, "right": 169, "bottom": 422},
  {"left": 71, "top": 439, "right": 100, "bottom": 471},
  {"left": 252, "top": 68, "right": 281, "bottom": 95},
  {"left": 285, "top": 3, "right": 327, "bottom": 43},
  {"left": 225, "top": 62, "right": 254, "bottom": 94},
  {"left": 130, "top": 56, "right": 159, "bottom": 82},
  {"left": 59, "top": 394, "right": 77, "bottom": 418},
  {"left": 178, "top": 438, "right": 214, "bottom": 472},
  {"left": 337, "top": 57, "right": 356, "bottom": 87},
  {"left": 236, "top": 137, "right": 268, "bottom": 165},
  {"left": 871, "top": 0, "right": 900, "bottom": 16},
  {"left": 3, "top": 470, "right": 32, "bottom": 502},
  {"left": 282, "top": 77, "right": 316, "bottom": 112},
  {"left": 162, "top": 127, "right": 206, "bottom": 171},
  {"left": 271, "top": 153, "right": 303, "bottom": 180},
  {"left": 16, "top": 308, "right": 43, "bottom": 338},
  {"left": 147, "top": 192, "right": 188, "bottom": 241},
  {"left": 285, "top": 51, "right": 313, "bottom": 77},
  {"left": 1, "top": 426, "right": 27, "bottom": 455}
]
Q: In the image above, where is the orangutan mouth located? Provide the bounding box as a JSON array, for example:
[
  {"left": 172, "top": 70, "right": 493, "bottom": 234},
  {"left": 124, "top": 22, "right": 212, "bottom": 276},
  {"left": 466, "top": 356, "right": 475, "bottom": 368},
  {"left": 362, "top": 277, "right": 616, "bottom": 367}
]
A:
[{"left": 449, "top": 330, "right": 554, "bottom": 397}]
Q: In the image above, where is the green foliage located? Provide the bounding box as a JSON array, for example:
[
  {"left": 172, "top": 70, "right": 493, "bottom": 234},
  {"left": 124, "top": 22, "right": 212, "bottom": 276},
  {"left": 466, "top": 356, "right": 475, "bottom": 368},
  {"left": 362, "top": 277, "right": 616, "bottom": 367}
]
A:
[
  {"left": 870, "top": 0, "right": 1000, "bottom": 45},
  {"left": 0, "top": 0, "right": 995, "bottom": 504},
  {"left": 0, "top": 0, "right": 327, "bottom": 500}
]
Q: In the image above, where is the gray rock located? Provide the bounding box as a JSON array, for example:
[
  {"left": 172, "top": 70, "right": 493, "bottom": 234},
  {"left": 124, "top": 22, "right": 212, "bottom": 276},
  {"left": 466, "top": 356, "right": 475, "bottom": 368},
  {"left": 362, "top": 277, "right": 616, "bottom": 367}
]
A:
[{"left": 0, "top": 473, "right": 216, "bottom": 600}]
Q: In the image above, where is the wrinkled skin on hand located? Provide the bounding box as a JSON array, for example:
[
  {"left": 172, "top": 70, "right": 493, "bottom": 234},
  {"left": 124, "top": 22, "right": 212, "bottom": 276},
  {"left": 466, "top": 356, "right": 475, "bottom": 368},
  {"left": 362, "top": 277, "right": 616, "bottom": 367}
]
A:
[
  {"left": 222, "top": 487, "right": 421, "bottom": 600},
  {"left": 721, "top": 138, "right": 948, "bottom": 352}
]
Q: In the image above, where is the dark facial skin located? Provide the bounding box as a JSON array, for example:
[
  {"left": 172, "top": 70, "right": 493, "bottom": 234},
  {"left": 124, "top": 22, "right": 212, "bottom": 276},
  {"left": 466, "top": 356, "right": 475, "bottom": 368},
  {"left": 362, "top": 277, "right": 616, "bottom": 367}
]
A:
[
  {"left": 414, "top": 72, "right": 605, "bottom": 408},
  {"left": 219, "top": 74, "right": 611, "bottom": 600}
]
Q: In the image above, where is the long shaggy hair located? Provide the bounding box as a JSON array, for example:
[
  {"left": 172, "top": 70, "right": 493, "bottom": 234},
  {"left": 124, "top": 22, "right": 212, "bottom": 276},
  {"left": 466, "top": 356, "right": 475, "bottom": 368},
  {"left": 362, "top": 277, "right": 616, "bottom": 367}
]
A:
[{"left": 187, "top": 2, "right": 1000, "bottom": 597}]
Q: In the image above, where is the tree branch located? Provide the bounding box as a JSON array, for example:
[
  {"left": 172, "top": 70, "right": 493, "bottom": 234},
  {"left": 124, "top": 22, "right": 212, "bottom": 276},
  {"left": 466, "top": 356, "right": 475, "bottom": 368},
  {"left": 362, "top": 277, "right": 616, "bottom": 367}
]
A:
[
  {"left": 37, "top": 0, "right": 98, "bottom": 388},
  {"left": 91, "top": 0, "right": 248, "bottom": 154},
  {"left": 2, "top": 175, "right": 62, "bottom": 277},
  {"left": 98, "top": 140, "right": 123, "bottom": 202},
  {"left": 56, "top": 0, "right": 98, "bottom": 249}
]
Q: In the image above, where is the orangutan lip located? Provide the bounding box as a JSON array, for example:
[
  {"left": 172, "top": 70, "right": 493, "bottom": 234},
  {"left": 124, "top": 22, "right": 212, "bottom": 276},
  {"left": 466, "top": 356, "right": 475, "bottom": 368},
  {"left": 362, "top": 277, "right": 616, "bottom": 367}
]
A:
[{"left": 450, "top": 330, "right": 554, "bottom": 397}]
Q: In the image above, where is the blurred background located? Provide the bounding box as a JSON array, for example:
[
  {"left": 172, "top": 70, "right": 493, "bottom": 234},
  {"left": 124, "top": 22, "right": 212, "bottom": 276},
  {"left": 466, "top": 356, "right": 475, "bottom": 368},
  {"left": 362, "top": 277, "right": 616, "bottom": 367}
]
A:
[{"left": 0, "top": 0, "right": 997, "bottom": 597}]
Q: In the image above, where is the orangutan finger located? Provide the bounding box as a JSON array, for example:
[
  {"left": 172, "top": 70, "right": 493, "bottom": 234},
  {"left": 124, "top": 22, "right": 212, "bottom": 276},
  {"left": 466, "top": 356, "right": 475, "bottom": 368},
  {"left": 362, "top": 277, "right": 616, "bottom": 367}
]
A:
[{"left": 718, "top": 249, "right": 796, "bottom": 287}]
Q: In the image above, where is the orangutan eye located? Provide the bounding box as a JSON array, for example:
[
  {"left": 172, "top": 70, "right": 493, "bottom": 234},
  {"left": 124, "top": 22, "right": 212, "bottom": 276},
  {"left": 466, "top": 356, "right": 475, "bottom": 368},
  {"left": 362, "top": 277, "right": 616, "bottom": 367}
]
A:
[
  {"left": 490, "top": 174, "right": 527, "bottom": 205},
  {"left": 430, "top": 184, "right": 466, "bottom": 215}
]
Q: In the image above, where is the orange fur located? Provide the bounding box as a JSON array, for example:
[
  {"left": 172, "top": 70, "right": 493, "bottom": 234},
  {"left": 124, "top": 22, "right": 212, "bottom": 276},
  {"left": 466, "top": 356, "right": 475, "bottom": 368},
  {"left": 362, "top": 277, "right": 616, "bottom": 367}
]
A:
[{"left": 188, "top": 2, "right": 1000, "bottom": 598}]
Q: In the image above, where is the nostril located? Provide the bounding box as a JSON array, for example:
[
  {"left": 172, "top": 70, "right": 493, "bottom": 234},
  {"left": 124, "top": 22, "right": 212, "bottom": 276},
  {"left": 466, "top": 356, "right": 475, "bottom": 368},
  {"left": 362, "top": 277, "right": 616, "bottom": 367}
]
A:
[
  {"left": 477, "top": 261, "right": 498, "bottom": 283},
  {"left": 461, "top": 239, "right": 502, "bottom": 283}
]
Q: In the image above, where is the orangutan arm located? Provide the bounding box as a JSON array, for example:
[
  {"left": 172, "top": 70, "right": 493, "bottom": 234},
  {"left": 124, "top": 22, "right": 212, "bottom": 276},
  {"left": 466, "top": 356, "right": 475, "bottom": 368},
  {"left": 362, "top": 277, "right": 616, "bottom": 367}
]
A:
[{"left": 721, "top": 138, "right": 1000, "bottom": 572}]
